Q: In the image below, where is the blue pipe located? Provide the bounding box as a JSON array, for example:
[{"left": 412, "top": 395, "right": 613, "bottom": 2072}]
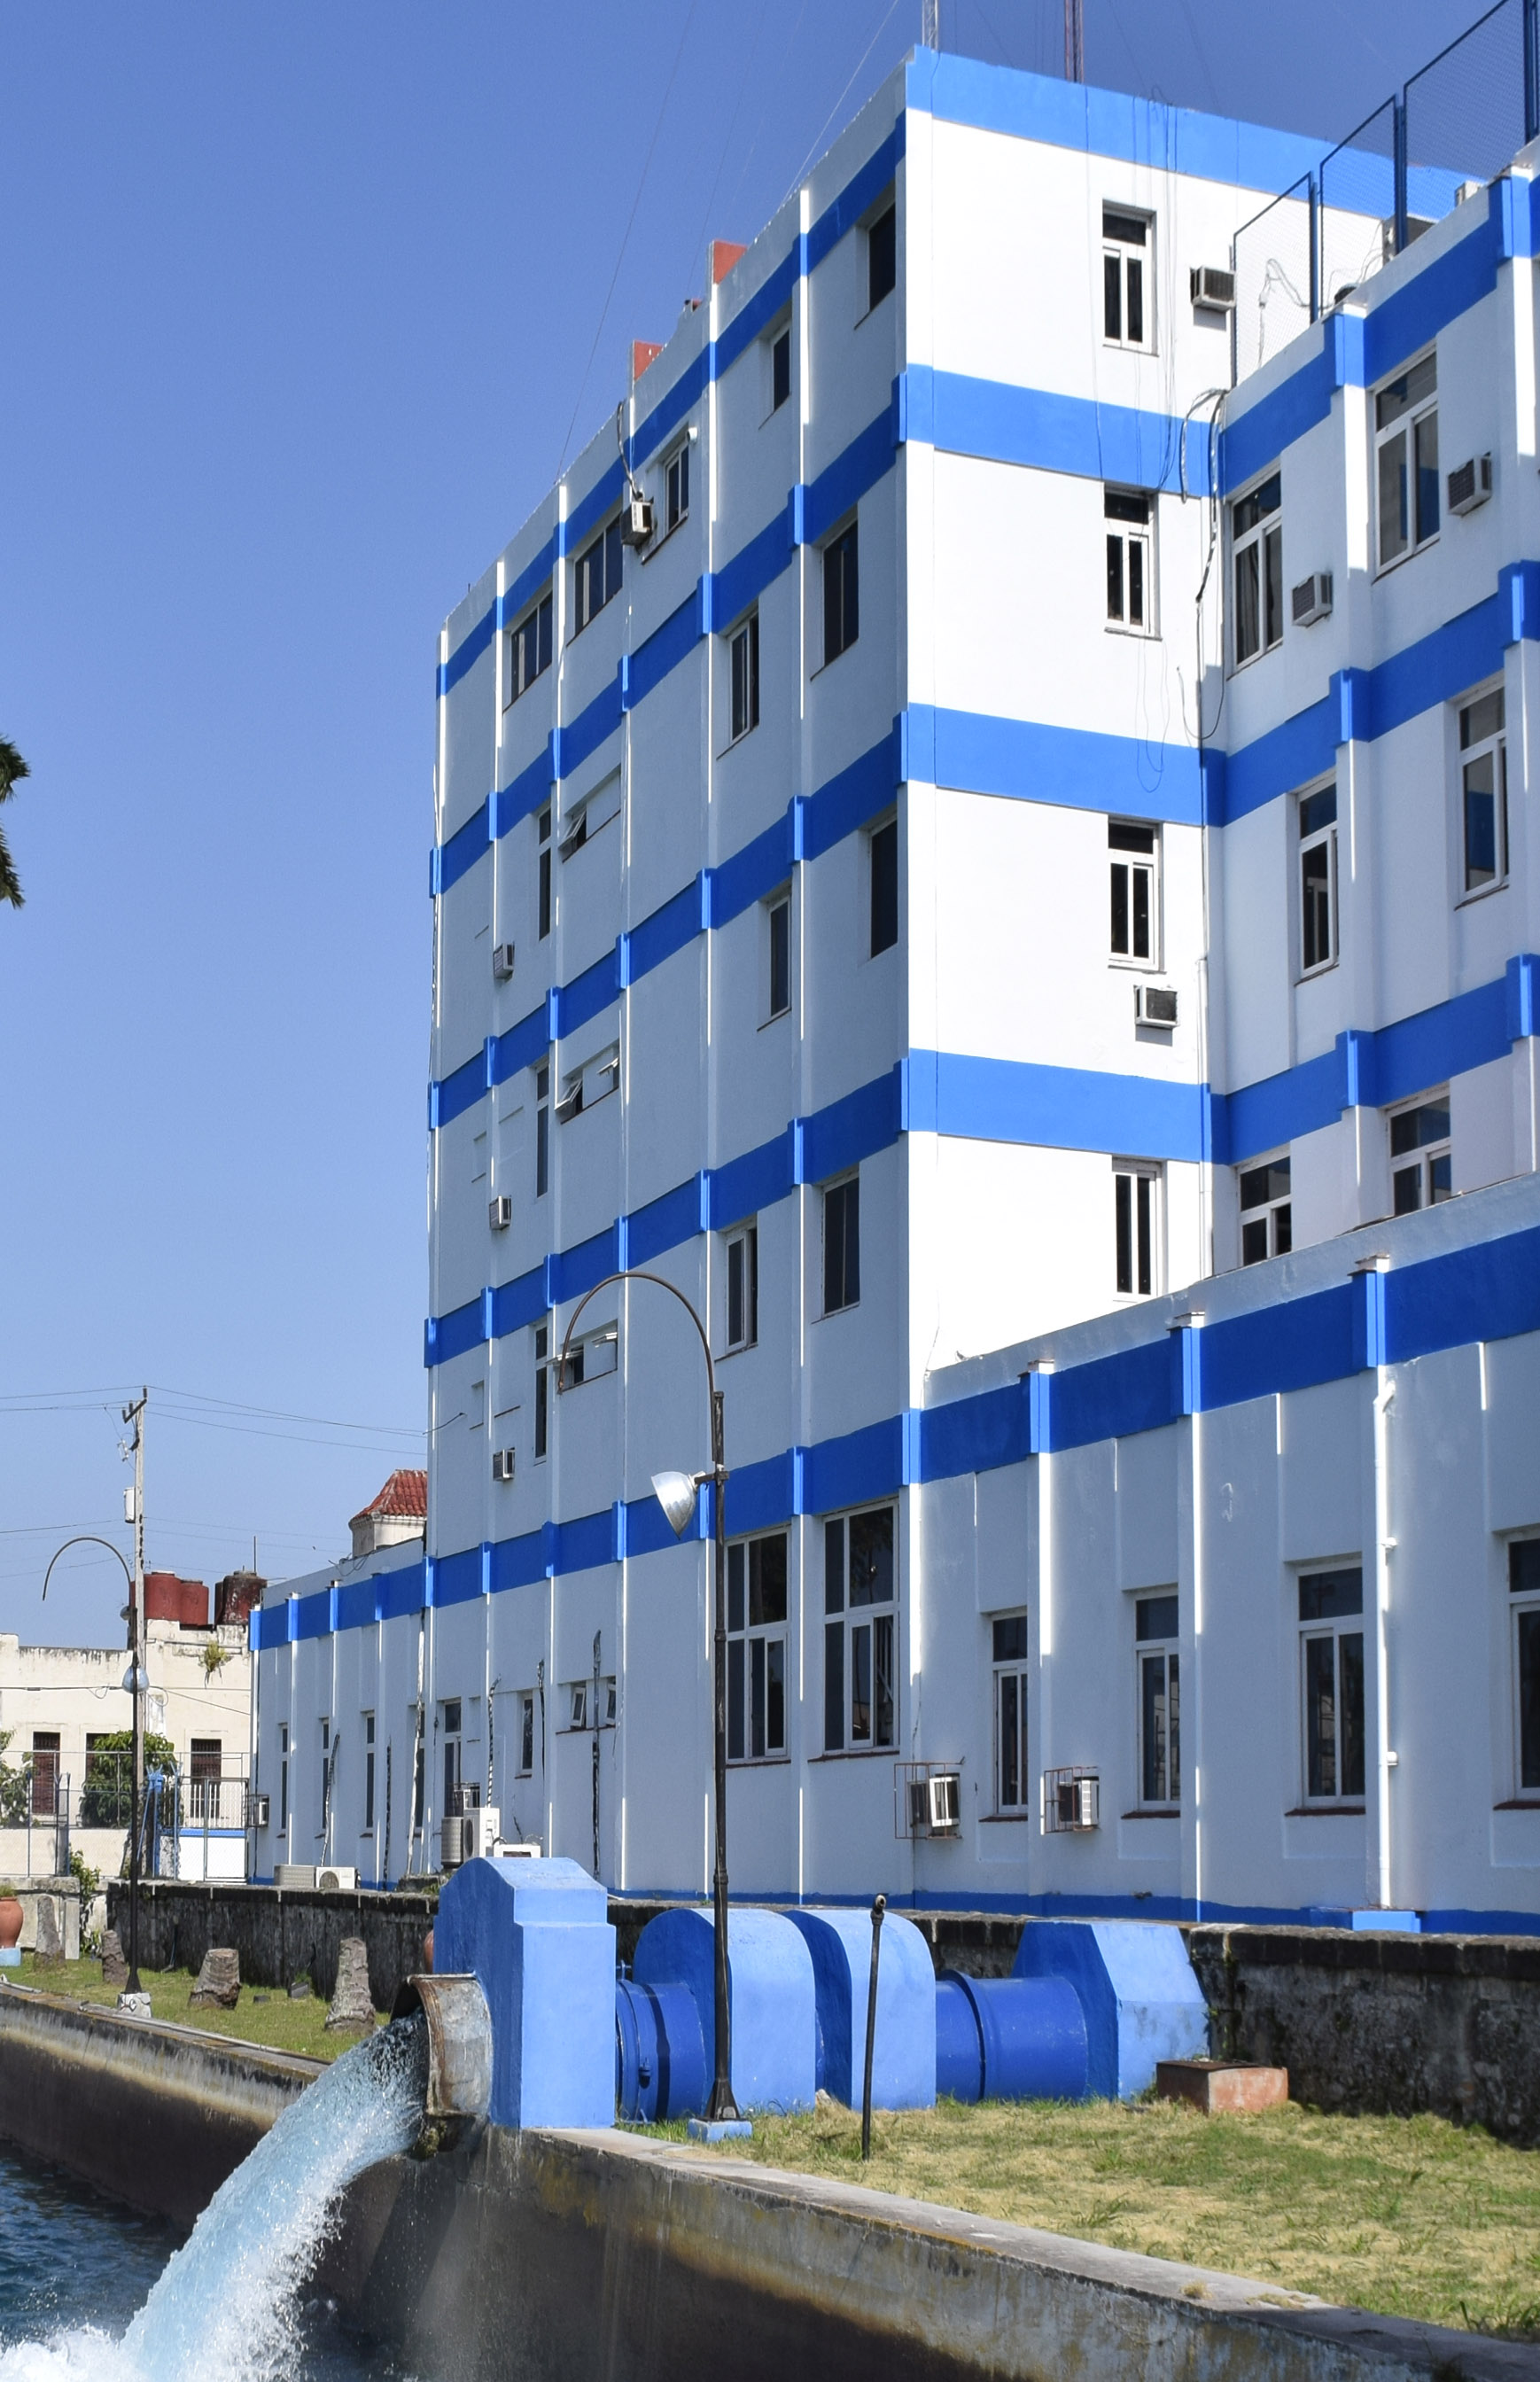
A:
[
  {"left": 934, "top": 1972, "right": 1088, "bottom": 2104},
  {"left": 615, "top": 1975, "right": 709, "bottom": 2122}
]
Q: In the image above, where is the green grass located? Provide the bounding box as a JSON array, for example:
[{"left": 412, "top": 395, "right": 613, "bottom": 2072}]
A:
[
  {"left": 651, "top": 2095, "right": 1540, "bottom": 2338},
  {"left": 6, "top": 1951, "right": 378, "bottom": 2063}
]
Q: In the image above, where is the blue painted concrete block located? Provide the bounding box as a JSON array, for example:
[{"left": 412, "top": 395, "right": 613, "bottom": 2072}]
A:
[
  {"left": 435, "top": 1855, "right": 616, "bottom": 2129},
  {"left": 1012, "top": 1919, "right": 1208, "bottom": 2099},
  {"left": 634, "top": 1906, "right": 816, "bottom": 2115},
  {"left": 785, "top": 1907, "right": 936, "bottom": 2109}
]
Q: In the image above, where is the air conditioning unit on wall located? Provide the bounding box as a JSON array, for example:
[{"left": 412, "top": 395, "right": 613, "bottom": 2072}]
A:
[
  {"left": 1043, "top": 1767, "right": 1100, "bottom": 1833},
  {"left": 491, "top": 1447, "right": 516, "bottom": 1483},
  {"left": 1189, "top": 265, "right": 1236, "bottom": 310},
  {"left": 492, "top": 941, "right": 516, "bottom": 980},
  {"left": 1448, "top": 455, "right": 1492, "bottom": 515},
  {"left": 316, "top": 1865, "right": 357, "bottom": 1893},
  {"left": 1292, "top": 572, "right": 1333, "bottom": 627},
  {"left": 489, "top": 1195, "right": 512, "bottom": 1230},
  {"left": 1135, "top": 984, "right": 1178, "bottom": 1027}
]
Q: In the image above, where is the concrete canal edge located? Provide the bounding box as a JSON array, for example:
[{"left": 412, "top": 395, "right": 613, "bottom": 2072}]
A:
[{"left": 0, "top": 1986, "right": 1536, "bottom": 2382}]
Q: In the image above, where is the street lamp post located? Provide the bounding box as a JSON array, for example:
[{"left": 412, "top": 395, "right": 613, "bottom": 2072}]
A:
[
  {"left": 42, "top": 1534, "right": 144, "bottom": 1994},
  {"left": 558, "top": 1266, "right": 740, "bottom": 2123}
]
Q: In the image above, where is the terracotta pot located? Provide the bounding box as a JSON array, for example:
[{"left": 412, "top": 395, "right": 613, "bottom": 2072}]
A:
[{"left": 0, "top": 1898, "right": 22, "bottom": 1951}]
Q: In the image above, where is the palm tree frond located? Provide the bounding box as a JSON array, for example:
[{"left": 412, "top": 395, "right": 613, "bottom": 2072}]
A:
[
  {"left": 0, "top": 741, "right": 29, "bottom": 805},
  {"left": 0, "top": 822, "right": 22, "bottom": 909}
]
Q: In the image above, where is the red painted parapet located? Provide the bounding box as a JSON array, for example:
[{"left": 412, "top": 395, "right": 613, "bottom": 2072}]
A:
[{"left": 710, "top": 239, "right": 746, "bottom": 284}]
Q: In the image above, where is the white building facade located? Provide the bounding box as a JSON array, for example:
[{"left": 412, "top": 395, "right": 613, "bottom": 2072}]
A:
[{"left": 253, "top": 46, "right": 1540, "bottom": 1927}]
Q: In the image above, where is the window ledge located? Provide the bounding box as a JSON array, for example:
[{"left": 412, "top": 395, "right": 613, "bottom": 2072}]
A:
[
  {"left": 1105, "top": 621, "right": 1161, "bottom": 641},
  {"left": 1121, "top": 1807, "right": 1180, "bottom": 1819},
  {"left": 642, "top": 516, "right": 689, "bottom": 564},
  {"left": 1373, "top": 534, "right": 1439, "bottom": 582},
  {"left": 1295, "top": 959, "right": 1339, "bottom": 985},
  {"left": 727, "top": 1755, "right": 791, "bottom": 1770},
  {"left": 1455, "top": 879, "right": 1509, "bottom": 908},
  {"left": 980, "top": 1811, "right": 1031, "bottom": 1825},
  {"left": 1494, "top": 1799, "right": 1540, "bottom": 1810},
  {"left": 807, "top": 1747, "right": 895, "bottom": 1763},
  {"left": 1284, "top": 1803, "right": 1365, "bottom": 1817}
]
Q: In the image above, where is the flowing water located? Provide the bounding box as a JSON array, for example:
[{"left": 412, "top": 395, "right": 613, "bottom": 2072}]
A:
[{"left": 0, "top": 2014, "right": 428, "bottom": 2382}]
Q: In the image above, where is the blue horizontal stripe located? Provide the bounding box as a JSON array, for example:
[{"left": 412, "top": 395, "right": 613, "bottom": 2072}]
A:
[
  {"left": 901, "top": 366, "right": 1212, "bottom": 498},
  {"left": 493, "top": 747, "right": 554, "bottom": 840},
  {"left": 553, "top": 950, "right": 619, "bottom": 1041},
  {"left": 497, "top": 537, "right": 557, "bottom": 634},
  {"left": 903, "top": 1048, "right": 1209, "bottom": 1164},
  {"left": 904, "top": 703, "right": 1205, "bottom": 827}
]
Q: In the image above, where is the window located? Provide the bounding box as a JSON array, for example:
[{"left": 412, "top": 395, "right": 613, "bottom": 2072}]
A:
[
  {"left": 538, "top": 808, "right": 552, "bottom": 939},
  {"left": 563, "top": 1325, "right": 618, "bottom": 1385},
  {"left": 823, "top": 1175, "right": 860, "bottom": 1313},
  {"left": 728, "top": 1532, "right": 788, "bottom": 1761},
  {"left": 363, "top": 1713, "right": 376, "bottom": 1833},
  {"left": 768, "top": 894, "right": 791, "bottom": 1020},
  {"left": 867, "top": 203, "right": 896, "bottom": 310},
  {"left": 1299, "top": 1569, "right": 1365, "bottom": 1803},
  {"left": 518, "top": 1693, "right": 535, "bottom": 1778},
  {"left": 1105, "top": 489, "right": 1153, "bottom": 630},
  {"left": 190, "top": 1738, "right": 221, "bottom": 1791},
  {"left": 1460, "top": 688, "right": 1507, "bottom": 893},
  {"left": 1114, "top": 1164, "right": 1159, "bottom": 1297},
  {"left": 278, "top": 1724, "right": 289, "bottom": 1834},
  {"left": 1376, "top": 352, "right": 1438, "bottom": 568},
  {"left": 1299, "top": 783, "right": 1337, "bottom": 974},
  {"left": 665, "top": 441, "right": 690, "bottom": 534},
  {"left": 1240, "top": 1155, "right": 1292, "bottom": 1265},
  {"left": 823, "top": 1507, "right": 896, "bottom": 1753},
  {"left": 503, "top": 594, "right": 552, "bottom": 709},
  {"left": 1390, "top": 1095, "right": 1451, "bottom": 1214},
  {"left": 870, "top": 818, "right": 898, "bottom": 955},
  {"left": 441, "top": 1700, "right": 462, "bottom": 1818},
  {"left": 1513, "top": 1541, "right": 1540, "bottom": 1794},
  {"left": 557, "top": 1043, "right": 619, "bottom": 1122},
  {"left": 822, "top": 522, "right": 859, "bottom": 665},
  {"left": 28, "top": 1732, "right": 59, "bottom": 1818},
  {"left": 1108, "top": 821, "right": 1157, "bottom": 961},
  {"left": 993, "top": 1615, "right": 1029, "bottom": 1812},
  {"left": 413, "top": 1737, "right": 424, "bottom": 1832},
  {"left": 1102, "top": 206, "right": 1150, "bottom": 348},
  {"left": 772, "top": 326, "right": 791, "bottom": 410},
  {"left": 1136, "top": 1594, "right": 1179, "bottom": 1807},
  {"left": 573, "top": 517, "right": 622, "bottom": 632},
  {"left": 319, "top": 1717, "right": 331, "bottom": 1832},
  {"left": 726, "top": 1224, "right": 758, "bottom": 1351},
  {"left": 730, "top": 613, "right": 759, "bottom": 740},
  {"left": 533, "top": 1324, "right": 549, "bottom": 1459},
  {"left": 1233, "top": 472, "right": 1282, "bottom": 664},
  {"left": 535, "top": 1063, "right": 549, "bottom": 1197}
]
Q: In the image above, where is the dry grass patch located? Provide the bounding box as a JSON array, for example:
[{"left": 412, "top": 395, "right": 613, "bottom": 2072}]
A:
[{"left": 658, "top": 2095, "right": 1540, "bottom": 2337}]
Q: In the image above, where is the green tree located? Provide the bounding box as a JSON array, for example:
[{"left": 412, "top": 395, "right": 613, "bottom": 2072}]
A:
[{"left": 0, "top": 739, "right": 32, "bottom": 908}]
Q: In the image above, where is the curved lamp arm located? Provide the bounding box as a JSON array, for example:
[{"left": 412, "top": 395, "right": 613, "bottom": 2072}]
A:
[
  {"left": 556, "top": 1268, "right": 717, "bottom": 1424},
  {"left": 42, "top": 1536, "right": 134, "bottom": 1603}
]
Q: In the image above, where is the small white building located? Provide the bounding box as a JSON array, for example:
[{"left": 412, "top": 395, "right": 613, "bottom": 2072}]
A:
[{"left": 253, "top": 38, "right": 1540, "bottom": 1928}]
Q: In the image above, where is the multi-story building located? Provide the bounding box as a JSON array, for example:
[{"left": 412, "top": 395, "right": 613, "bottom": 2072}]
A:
[{"left": 253, "top": 41, "right": 1540, "bottom": 1927}]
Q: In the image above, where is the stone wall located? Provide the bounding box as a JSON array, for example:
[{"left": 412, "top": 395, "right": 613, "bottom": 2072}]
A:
[
  {"left": 1186, "top": 1925, "right": 1540, "bottom": 2145},
  {"left": 105, "top": 1879, "right": 434, "bottom": 2008}
]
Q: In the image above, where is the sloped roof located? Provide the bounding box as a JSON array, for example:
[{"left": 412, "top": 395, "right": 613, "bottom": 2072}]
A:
[{"left": 350, "top": 1468, "right": 427, "bottom": 1528}]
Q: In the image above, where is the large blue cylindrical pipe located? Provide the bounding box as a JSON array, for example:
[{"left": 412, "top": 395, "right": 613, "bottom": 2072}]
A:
[
  {"left": 615, "top": 1977, "right": 709, "bottom": 2122},
  {"left": 934, "top": 1972, "right": 1088, "bottom": 2104}
]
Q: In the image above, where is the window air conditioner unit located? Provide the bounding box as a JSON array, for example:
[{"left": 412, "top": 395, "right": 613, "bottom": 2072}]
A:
[
  {"left": 316, "top": 1866, "right": 357, "bottom": 1893},
  {"left": 1447, "top": 455, "right": 1492, "bottom": 515},
  {"left": 896, "top": 1761, "right": 963, "bottom": 1839},
  {"left": 1189, "top": 265, "right": 1236, "bottom": 310},
  {"left": 493, "top": 941, "right": 516, "bottom": 980},
  {"left": 1135, "top": 984, "right": 1178, "bottom": 1027},
  {"left": 440, "top": 1815, "right": 464, "bottom": 1871},
  {"left": 463, "top": 1806, "right": 501, "bottom": 1860},
  {"left": 274, "top": 1864, "right": 316, "bottom": 1890},
  {"left": 489, "top": 1195, "right": 512, "bottom": 1230},
  {"left": 619, "top": 494, "right": 654, "bottom": 548},
  {"left": 251, "top": 1794, "right": 270, "bottom": 1829},
  {"left": 1043, "top": 1766, "right": 1100, "bottom": 1833},
  {"left": 1291, "top": 572, "right": 1333, "bottom": 627},
  {"left": 491, "top": 1447, "right": 516, "bottom": 1483}
]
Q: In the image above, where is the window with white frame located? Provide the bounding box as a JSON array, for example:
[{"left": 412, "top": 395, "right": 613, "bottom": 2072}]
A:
[
  {"left": 278, "top": 1724, "right": 289, "bottom": 1834},
  {"left": 440, "top": 1700, "right": 462, "bottom": 1818},
  {"left": 725, "top": 1223, "right": 758, "bottom": 1351},
  {"left": 1113, "top": 1162, "right": 1161, "bottom": 1298},
  {"left": 664, "top": 440, "right": 690, "bottom": 534},
  {"left": 822, "top": 1174, "right": 860, "bottom": 1313},
  {"left": 537, "top": 806, "right": 552, "bottom": 939},
  {"left": 823, "top": 521, "right": 859, "bottom": 664},
  {"left": 556, "top": 1042, "right": 619, "bottom": 1123},
  {"left": 867, "top": 202, "right": 896, "bottom": 312},
  {"left": 823, "top": 1506, "right": 896, "bottom": 1753},
  {"left": 533, "top": 1323, "right": 549, "bottom": 1459},
  {"left": 534, "top": 1063, "right": 549, "bottom": 1196},
  {"left": 562, "top": 1323, "right": 618, "bottom": 1387},
  {"left": 1108, "top": 820, "right": 1158, "bottom": 962},
  {"left": 1512, "top": 1540, "right": 1540, "bottom": 1795},
  {"left": 517, "top": 1693, "right": 534, "bottom": 1778},
  {"left": 870, "top": 816, "right": 898, "bottom": 955},
  {"left": 319, "top": 1716, "right": 331, "bottom": 1833},
  {"left": 767, "top": 891, "right": 791, "bottom": 1020},
  {"left": 728, "top": 1531, "right": 788, "bottom": 1762},
  {"left": 572, "top": 516, "right": 622, "bottom": 632},
  {"left": 363, "top": 1712, "right": 376, "bottom": 1833},
  {"left": 1389, "top": 1094, "right": 1451, "bottom": 1214},
  {"left": 1299, "top": 782, "right": 1337, "bottom": 974},
  {"left": 1102, "top": 206, "right": 1151, "bottom": 348},
  {"left": 1299, "top": 1569, "right": 1365, "bottom": 1803},
  {"left": 1459, "top": 687, "right": 1508, "bottom": 893},
  {"left": 1233, "top": 471, "right": 1282, "bottom": 665},
  {"left": 503, "top": 593, "right": 552, "bottom": 709},
  {"left": 992, "top": 1614, "right": 1029, "bottom": 1812},
  {"left": 1376, "top": 351, "right": 1438, "bottom": 569},
  {"left": 1240, "top": 1155, "right": 1292, "bottom": 1265},
  {"left": 730, "top": 612, "right": 759, "bottom": 740},
  {"left": 771, "top": 325, "right": 791, "bottom": 411},
  {"left": 1135, "top": 1594, "right": 1179, "bottom": 1807},
  {"left": 1105, "top": 488, "right": 1154, "bottom": 630}
]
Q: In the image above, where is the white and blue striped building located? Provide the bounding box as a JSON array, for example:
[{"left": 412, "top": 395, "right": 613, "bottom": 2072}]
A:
[{"left": 254, "top": 47, "right": 1540, "bottom": 1929}]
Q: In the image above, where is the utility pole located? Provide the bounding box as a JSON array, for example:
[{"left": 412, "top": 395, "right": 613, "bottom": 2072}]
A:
[
  {"left": 922, "top": 0, "right": 939, "bottom": 51},
  {"left": 121, "top": 1390, "right": 147, "bottom": 1994},
  {"left": 1064, "top": 0, "right": 1084, "bottom": 82}
]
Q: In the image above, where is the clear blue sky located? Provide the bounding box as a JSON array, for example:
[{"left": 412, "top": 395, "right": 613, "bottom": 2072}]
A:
[{"left": 0, "top": 0, "right": 1488, "bottom": 1646}]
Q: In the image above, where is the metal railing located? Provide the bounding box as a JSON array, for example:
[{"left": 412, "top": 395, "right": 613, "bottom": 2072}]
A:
[{"left": 0, "top": 1763, "right": 73, "bottom": 1878}]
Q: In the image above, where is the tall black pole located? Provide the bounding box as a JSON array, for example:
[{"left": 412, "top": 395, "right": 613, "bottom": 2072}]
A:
[
  {"left": 861, "top": 1893, "right": 886, "bottom": 2160},
  {"left": 707, "top": 1387, "right": 739, "bottom": 2121}
]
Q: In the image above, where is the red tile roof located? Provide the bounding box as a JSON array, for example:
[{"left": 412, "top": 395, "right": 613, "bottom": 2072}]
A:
[{"left": 350, "top": 1468, "right": 427, "bottom": 1528}]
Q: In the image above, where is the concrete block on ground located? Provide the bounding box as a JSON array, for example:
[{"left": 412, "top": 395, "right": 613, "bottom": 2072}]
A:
[
  {"left": 1013, "top": 1919, "right": 1208, "bottom": 2098},
  {"left": 634, "top": 1906, "right": 816, "bottom": 2115},
  {"left": 326, "top": 1937, "right": 377, "bottom": 2032},
  {"left": 100, "top": 1929, "right": 128, "bottom": 1989},
  {"left": 434, "top": 1854, "right": 615, "bottom": 2129},
  {"left": 190, "top": 1947, "right": 241, "bottom": 2009},
  {"left": 1157, "top": 2059, "right": 1289, "bottom": 2113},
  {"left": 784, "top": 1907, "right": 936, "bottom": 2109},
  {"left": 33, "top": 1897, "right": 64, "bottom": 1966}
]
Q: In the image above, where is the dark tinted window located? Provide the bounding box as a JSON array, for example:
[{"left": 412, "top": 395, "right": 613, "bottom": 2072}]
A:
[{"left": 867, "top": 206, "right": 896, "bottom": 308}]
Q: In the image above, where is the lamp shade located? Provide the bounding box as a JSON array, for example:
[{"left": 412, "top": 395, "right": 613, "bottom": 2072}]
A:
[
  {"left": 651, "top": 1470, "right": 698, "bottom": 1537},
  {"left": 121, "top": 1660, "right": 149, "bottom": 1697}
]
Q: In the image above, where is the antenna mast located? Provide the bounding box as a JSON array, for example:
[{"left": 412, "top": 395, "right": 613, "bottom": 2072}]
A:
[
  {"left": 922, "top": 0, "right": 939, "bottom": 51},
  {"left": 1064, "top": 0, "right": 1084, "bottom": 81}
]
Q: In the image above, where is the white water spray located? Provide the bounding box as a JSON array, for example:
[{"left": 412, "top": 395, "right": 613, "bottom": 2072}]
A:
[{"left": 0, "top": 2014, "right": 427, "bottom": 2382}]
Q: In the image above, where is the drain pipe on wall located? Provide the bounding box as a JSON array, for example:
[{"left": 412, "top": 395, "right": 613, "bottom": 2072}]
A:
[{"left": 1355, "top": 1254, "right": 1395, "bottom": 1911}]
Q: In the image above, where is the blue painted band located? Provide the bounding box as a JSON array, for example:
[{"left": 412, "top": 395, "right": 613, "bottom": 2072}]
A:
[{"left": 899, "top": 366, "right": 1213, "bottom": 499}]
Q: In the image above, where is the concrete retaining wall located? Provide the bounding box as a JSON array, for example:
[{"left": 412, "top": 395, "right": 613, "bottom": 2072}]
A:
[
  {"left": 1186, "top": 1925, "right": 1540, "bottom": 2145},
  {"left": 105, "top": 1878, "right": 434, "bottom": 2006},
  {"left": 0, "top": 1983, "right": 318, "bottom": 2223}
]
